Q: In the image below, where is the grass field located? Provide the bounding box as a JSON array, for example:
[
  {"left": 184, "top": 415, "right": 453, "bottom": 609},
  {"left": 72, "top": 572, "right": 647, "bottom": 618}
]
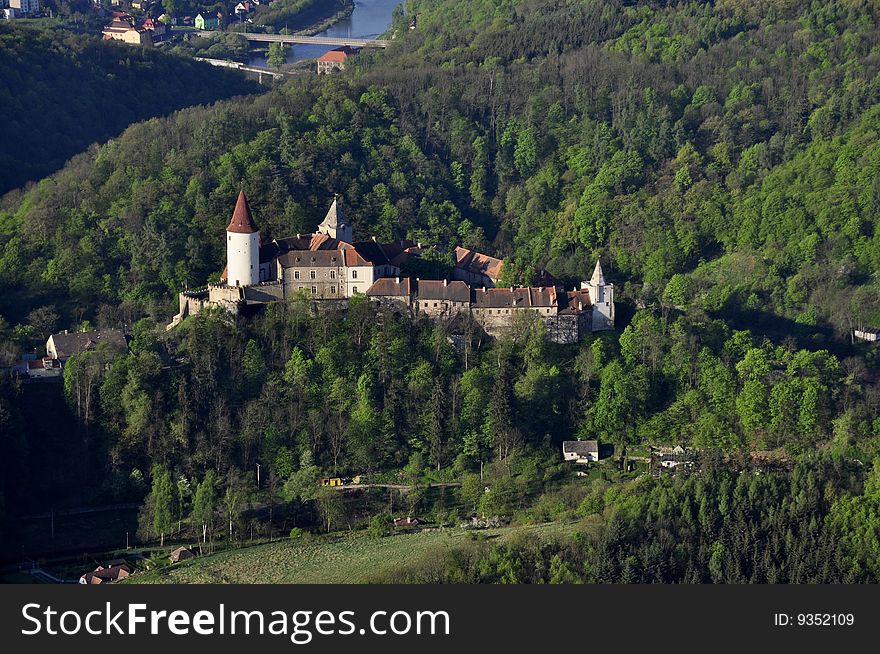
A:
[{"left": 128, "top": 520, "right": 595, "bottom": 584}]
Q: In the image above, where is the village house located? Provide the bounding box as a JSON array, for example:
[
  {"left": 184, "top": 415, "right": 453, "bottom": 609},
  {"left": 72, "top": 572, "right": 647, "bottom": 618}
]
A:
[
  {"left": 79, "top": 560, "right": 131, "bottom": 585},
  {"left": 142, "top": 17, "right": 167, "bottom": 42},
  {"left": 562, "top": 440, "right": 600, "bottom": 464},
  {"left": 234, "top": 1, "right": 254, "bottom": 17},
  {"left": 194, "top": 12, "right": 220, "bottom": 30},
  {"left": 102, "top": 18, "right": 152, "bottom": 45},
  {"left": 168, "top": 192, "right": 615, "bottom": 343},
  {"left": 170, "top": 547, "right": 196, "bottom": 563},
  {"left": 317, "top": 46, "right": 357, "bottom": 74},
  {"left": 46, "top": 329, "right": 128, "bottom": 362}
]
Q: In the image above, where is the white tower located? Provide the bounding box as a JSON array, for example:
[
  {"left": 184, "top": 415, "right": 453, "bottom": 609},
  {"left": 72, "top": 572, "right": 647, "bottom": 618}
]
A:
[
  {"left": 226, "top": 190, "right": 260, "bottom": 287},
  {"left": 317, "top": 194, "right": 352, "bottom": 243},
  {"left": 582, "top": 259, "right": 614, "bottom": 331}
]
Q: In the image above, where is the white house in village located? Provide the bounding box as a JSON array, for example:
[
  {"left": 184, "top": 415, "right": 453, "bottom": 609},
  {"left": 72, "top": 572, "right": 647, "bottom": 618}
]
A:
[{"left": 562, "top": 440, "right": 600, "bottom": 463}]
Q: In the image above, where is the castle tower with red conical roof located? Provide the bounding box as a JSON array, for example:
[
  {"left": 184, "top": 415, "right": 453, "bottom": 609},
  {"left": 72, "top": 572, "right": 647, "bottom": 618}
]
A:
[{"left": 226, "top": 190, "right": 260, "bottom": 287}]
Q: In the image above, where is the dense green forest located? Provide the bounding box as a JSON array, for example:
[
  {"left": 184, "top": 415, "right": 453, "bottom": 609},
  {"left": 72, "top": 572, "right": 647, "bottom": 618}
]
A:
[
  {"left": 2, "top": 1, "right": 880, "bottom": 581},
  {"left": 380, "top": 457, "right": 878, "bottom": 583},
  {"left": 0, "top": 23, "right": 260, "bottom": 195}
]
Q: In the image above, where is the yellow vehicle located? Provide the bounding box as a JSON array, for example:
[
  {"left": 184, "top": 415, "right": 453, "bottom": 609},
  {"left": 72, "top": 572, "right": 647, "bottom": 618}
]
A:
[{"left": 320, "top": 477, "right": 343, "bottom": 487}]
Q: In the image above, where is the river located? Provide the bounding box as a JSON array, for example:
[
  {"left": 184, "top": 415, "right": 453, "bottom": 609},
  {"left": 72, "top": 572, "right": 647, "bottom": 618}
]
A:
[{"left": 249, "top": 0, "right": 402, "bottom": 68}]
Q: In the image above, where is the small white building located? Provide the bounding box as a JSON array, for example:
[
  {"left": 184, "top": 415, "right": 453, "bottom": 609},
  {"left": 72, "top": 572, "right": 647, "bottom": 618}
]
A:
[
  {"left": 562, "top": 440, "right": 600, "bottom": 463},
  {"left": 854, "top": 328, "right": 879, "bottom": 342},
  {"left": 46, "top": 329, "right": 128, "bottom": 362}
]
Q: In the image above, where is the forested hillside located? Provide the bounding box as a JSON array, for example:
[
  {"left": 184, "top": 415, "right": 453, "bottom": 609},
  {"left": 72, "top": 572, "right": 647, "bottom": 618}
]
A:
[
  {"left": 1, "top": 1, "right": 880, "bottom": 580},
  {"left": 0, "top": 23, "right": 260, "bottom": 195}
]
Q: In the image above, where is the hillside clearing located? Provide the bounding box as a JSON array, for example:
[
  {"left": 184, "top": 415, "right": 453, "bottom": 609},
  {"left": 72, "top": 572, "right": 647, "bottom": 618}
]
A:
[{"left": 129, "top": 520, "right": 595, "bottom": 584}]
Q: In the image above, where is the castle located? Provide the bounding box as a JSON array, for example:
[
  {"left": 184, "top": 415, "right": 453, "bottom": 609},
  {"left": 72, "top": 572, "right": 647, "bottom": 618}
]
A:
[{"left": 168, "top": 191, "right": 614, "bottom": 343}]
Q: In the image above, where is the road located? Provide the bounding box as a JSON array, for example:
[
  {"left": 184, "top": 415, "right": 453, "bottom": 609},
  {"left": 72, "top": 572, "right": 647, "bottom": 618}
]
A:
[{"left": 334, "top": 482, "right": 462, "bottom": 493}]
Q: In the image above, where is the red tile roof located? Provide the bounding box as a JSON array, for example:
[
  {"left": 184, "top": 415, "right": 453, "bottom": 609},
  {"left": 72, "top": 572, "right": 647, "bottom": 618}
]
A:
[
  {"left": 226, "top": 190, "right": 259, "bottom": 234},
  {"left": 318, "top": 47, "right": 354, "bottom": 63},
  {"left": 559, "top": 289, "right": 592, "bottom": 314},
  {"left": 343, "top": 248, "right": 372, "bottom": 267},
  {"left": 453, "top": 246, "right": 504, "bottom": 281}
]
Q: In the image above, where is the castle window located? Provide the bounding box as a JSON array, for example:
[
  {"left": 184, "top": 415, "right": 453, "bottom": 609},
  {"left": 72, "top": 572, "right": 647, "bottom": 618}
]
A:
[
  {"left": 353, "top": 286, "right": 359, "bottom": 294},
  {"left": 330, "top": 270, "right": 336, "bottom": 279},
  {"left": 331, "top": 286, "right": 337, "bottom": 294},
  {"left": 352, "top": 270, "right": 358, "bottom": 279},
  {"left": 294, "top": 271, "right": 300, "bottom": 280},
  {"left": 311, "top": 286, "right": 317, "bottom": 294},
  {"left": 310, "top": 270, "right": 316, "bottom": 280}
]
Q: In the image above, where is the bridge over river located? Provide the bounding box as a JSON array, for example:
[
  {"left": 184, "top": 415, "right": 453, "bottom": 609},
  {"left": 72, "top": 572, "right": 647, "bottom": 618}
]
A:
[{"left": 188, "top": 29, "right": 389, "bottom": 48}]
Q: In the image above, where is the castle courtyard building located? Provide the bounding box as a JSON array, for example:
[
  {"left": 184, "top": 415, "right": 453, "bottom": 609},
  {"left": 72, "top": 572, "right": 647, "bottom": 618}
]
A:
[{"left": 169, "top": 193, "right": 615, "bottom": 343}]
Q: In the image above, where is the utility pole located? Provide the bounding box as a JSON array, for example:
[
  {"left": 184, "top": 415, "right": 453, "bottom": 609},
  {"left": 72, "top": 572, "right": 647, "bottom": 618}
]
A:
[{"left": 255, "top": 462, "right": 261, "bottom": 488}]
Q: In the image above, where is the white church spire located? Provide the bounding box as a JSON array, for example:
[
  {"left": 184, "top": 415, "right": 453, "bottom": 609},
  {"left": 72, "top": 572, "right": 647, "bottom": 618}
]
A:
[
  {"left": 317, "top": 194, "right": 352, "bottom": 243},
  {"left": 590, "top": 259, "right": 606, "bottom": 286},
  {"left": 581, "top": 258, "right": 614, "bottom": 331}
]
